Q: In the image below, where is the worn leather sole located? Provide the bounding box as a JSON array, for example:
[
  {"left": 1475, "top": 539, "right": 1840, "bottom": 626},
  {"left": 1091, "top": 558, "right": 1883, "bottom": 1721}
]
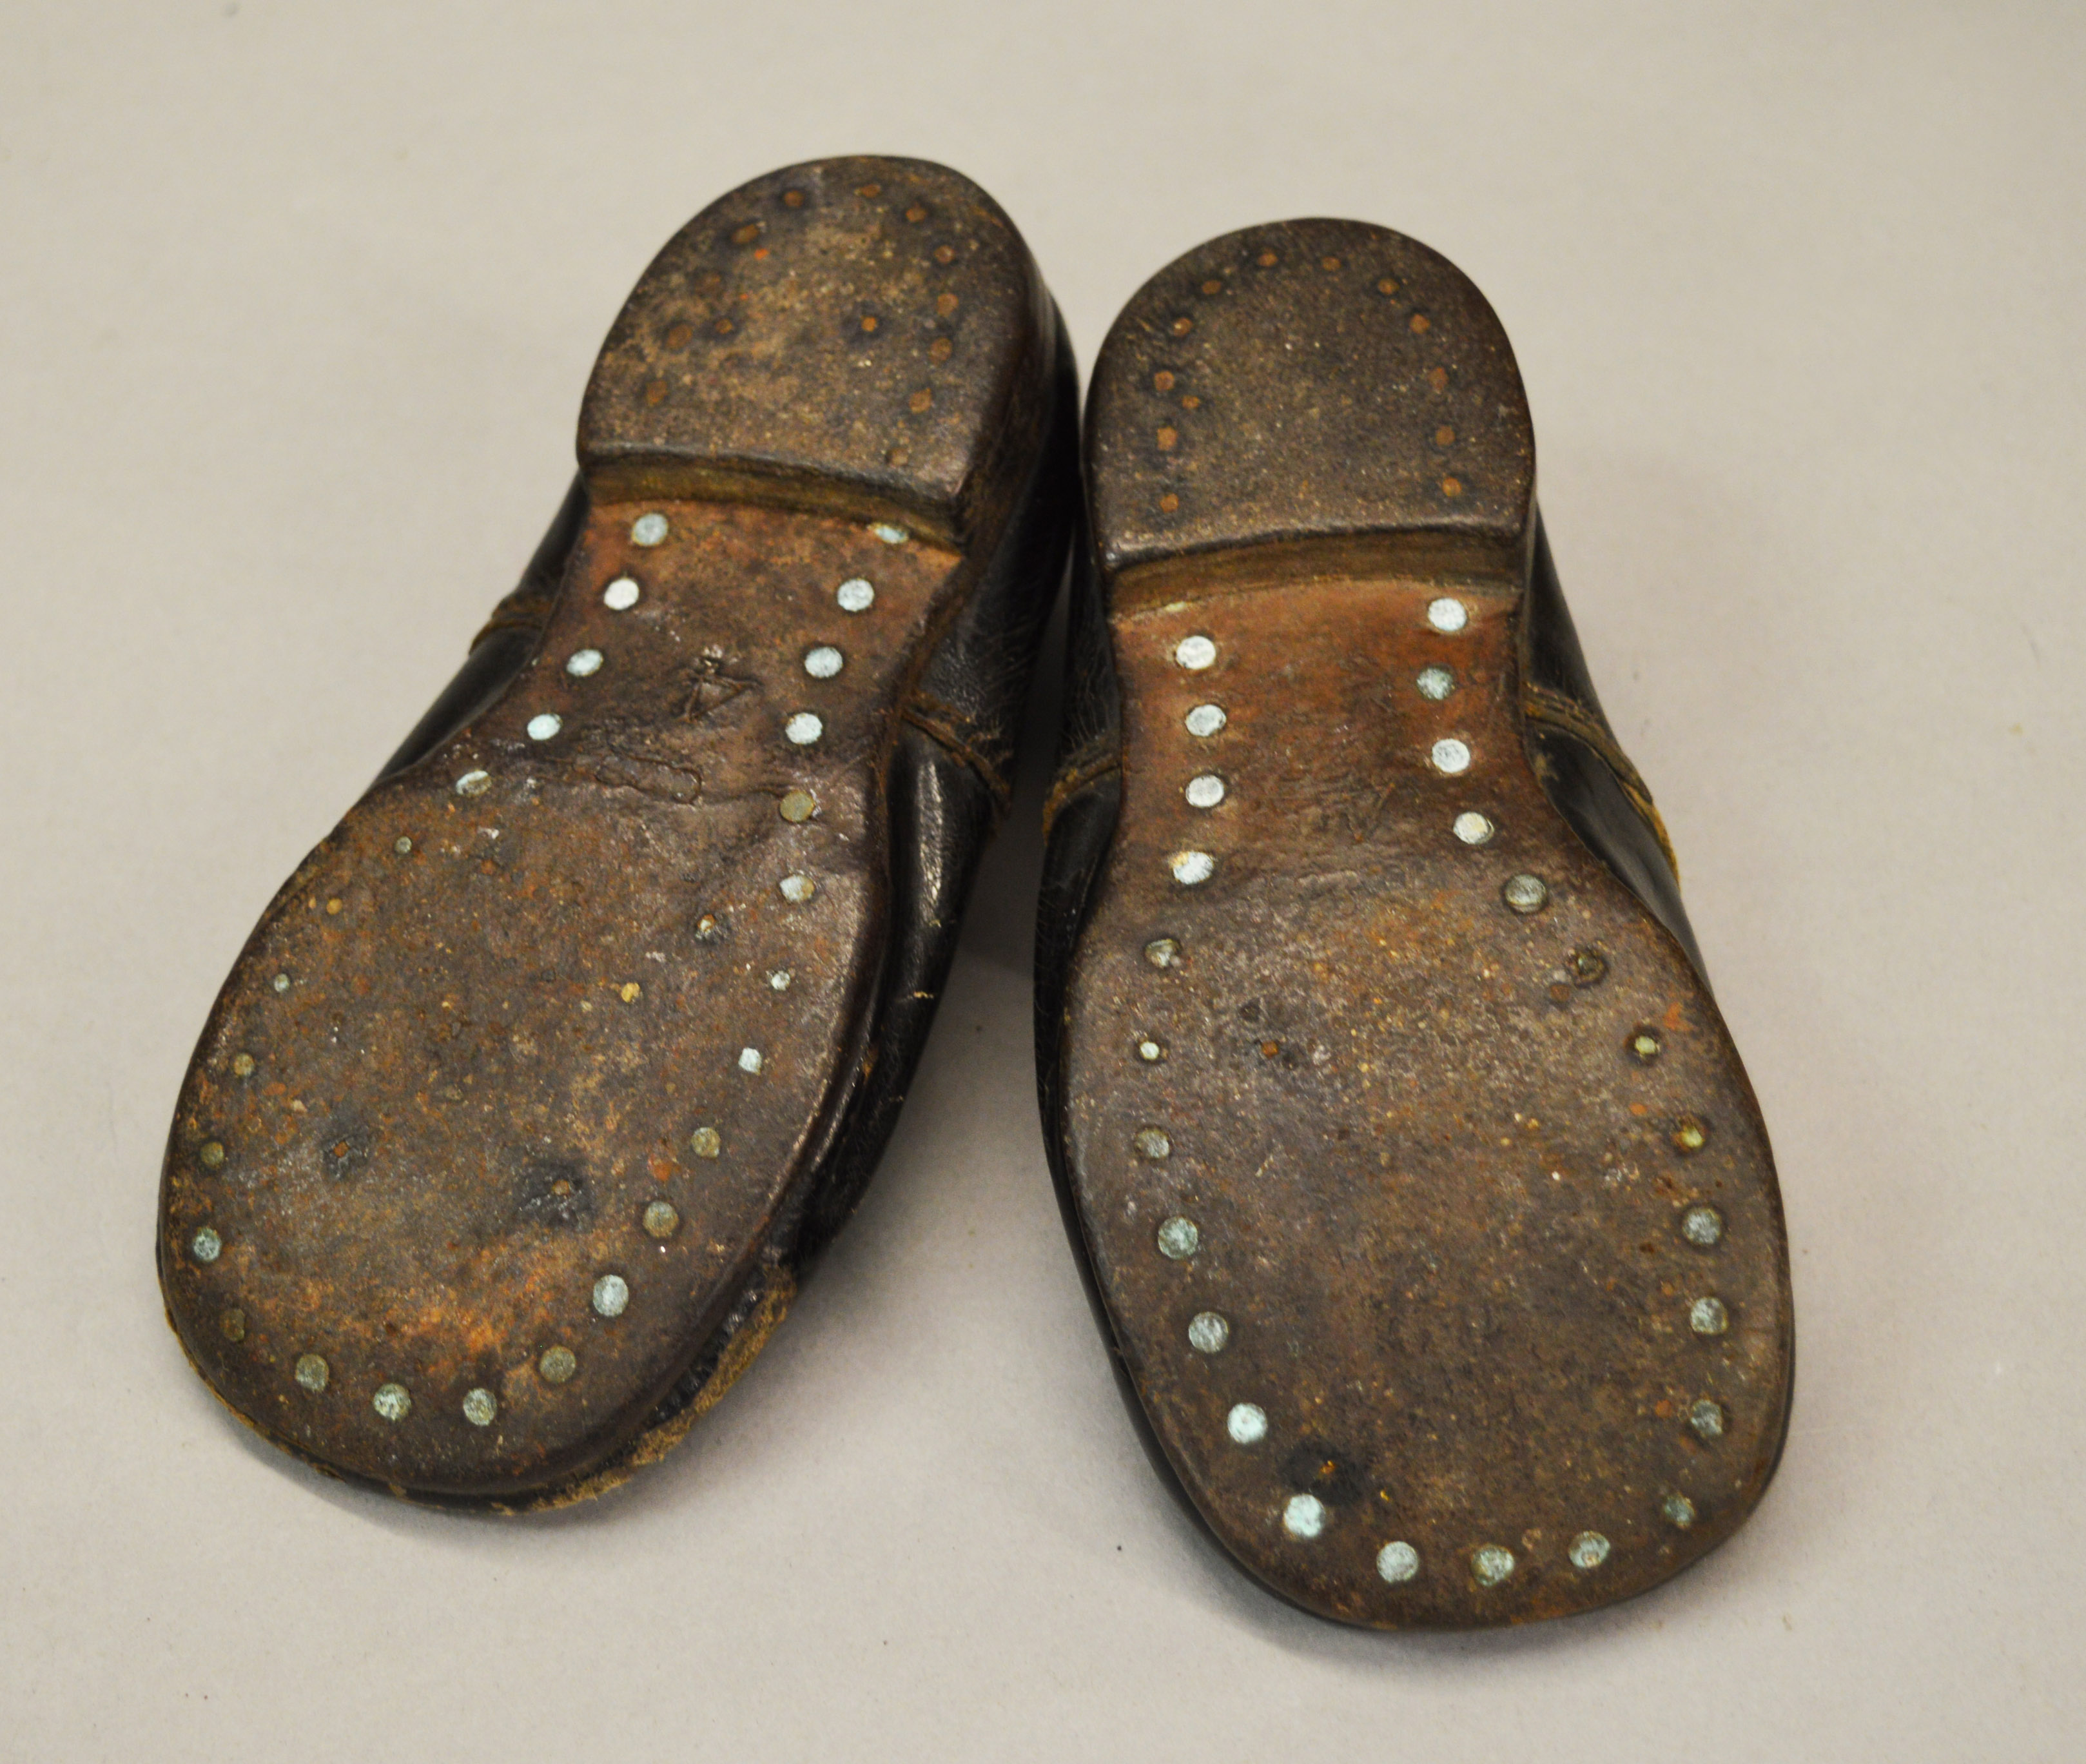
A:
[
  {"left": 158, "top": 158, "right": 1073, "bottom": 1507},
  {"left": 1044, "top": 221, "right": 1793, "bottom": 1626}
]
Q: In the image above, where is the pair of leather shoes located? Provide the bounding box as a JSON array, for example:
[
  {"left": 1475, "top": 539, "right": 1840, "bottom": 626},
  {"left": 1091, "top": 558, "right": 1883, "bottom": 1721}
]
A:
[{"left": 158, "top": 157, "right": 1792, "bottom": 1629}]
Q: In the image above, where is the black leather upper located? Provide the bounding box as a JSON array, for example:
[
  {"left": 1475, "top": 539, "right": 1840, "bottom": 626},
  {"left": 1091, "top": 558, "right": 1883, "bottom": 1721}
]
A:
[
  {"left": 376, "top": 476, "right": 591, "bottom": 787},
  {"left": 1518, "top": 518, "right": 1706, "bottom": 980},
  {"left": 1033, "top": 535, "right": 1117, "bottom": 1181}
]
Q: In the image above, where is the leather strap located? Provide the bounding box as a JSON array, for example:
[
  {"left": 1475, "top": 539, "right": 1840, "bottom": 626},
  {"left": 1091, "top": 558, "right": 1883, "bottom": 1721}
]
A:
[
  {"left": 469, "top": 590, "right": 558, "bottom": 651},
  {"left": 900, "top": 696, "right": 1013, "bottom": 812},
  {"left": 1041, "top": 740, "right": 1120, "bottom": 836},
  {"left": 1519, "top": 680, "right": 1680, "bottom": 883}
]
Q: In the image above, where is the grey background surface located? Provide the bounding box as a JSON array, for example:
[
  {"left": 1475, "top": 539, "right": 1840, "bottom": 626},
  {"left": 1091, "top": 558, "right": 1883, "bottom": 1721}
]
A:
[{"left": 4, "top": 3, "right": 2081, "bottom": 1758}]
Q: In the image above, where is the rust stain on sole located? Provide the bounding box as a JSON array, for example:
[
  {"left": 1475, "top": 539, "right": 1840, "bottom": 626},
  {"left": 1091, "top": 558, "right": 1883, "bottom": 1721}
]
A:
[
  {"left": 1055, "top": 219, "right": 1793, "bottom": 1627},
  {"left": 157, "top": 157, "right": 1060, "bottom": 1505}
]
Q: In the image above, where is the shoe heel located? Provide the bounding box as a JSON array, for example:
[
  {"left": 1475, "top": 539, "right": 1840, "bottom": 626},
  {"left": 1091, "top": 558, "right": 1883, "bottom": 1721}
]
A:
[
  {"left": 1087, "top": 220, "right": 1534, "bottom": 603},
  {"left": 580, "top": 157, "right": 1051, "bottom": 547}
]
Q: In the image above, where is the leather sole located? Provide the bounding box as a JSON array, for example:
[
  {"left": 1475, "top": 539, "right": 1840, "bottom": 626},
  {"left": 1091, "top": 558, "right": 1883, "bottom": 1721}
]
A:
[
  {"left": 157, "top": 157, "right": 1067, "bottom": 1507},
  {"left": 1055, "top": 220, "right": 1793, "bottom": 1625}
]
